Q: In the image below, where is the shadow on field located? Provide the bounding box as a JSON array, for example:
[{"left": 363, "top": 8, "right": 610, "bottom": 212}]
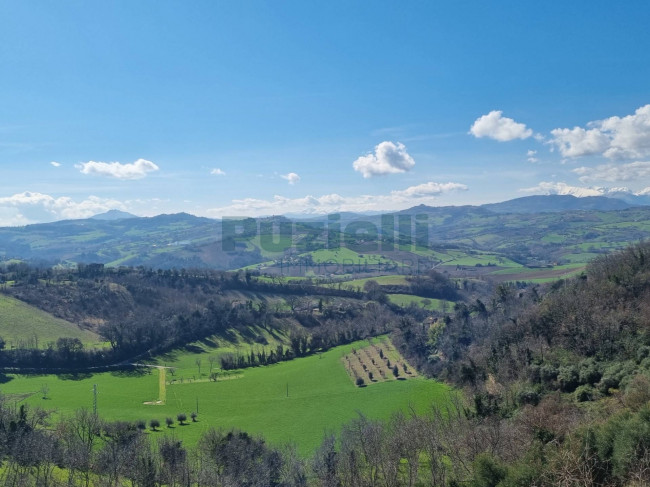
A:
[
  {"left": 198, "top": 337, "right": 218, "bottom": 348},
  {"left": 155, "top": 349, "right": 181, "bottom": 362},
  {"left": 267, "top": 328, "right": 285, "bottom": 342},
  {"left": 0, "top": 373, "right": 13, "bottom": 384},
  {"left": 57, "top": 372, "right": 93, "bottom": 381},
  {"left": 111, "top": 368, "right": 150, "bottom": 378},
  {"left": 182, "top": 344, "right": 204, "bottom": 354}
]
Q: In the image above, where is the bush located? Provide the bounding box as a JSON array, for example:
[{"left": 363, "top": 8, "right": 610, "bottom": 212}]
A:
[
  {"left": 574, "top": 385, "right": 594, "bottom": 402},
  {"left": 136, "top": 420, "right": 147, "bottom": 431},
  {"left": 517, "top": 390, "right": 540, "bottom": 406},
  {"left": 191, "top": 412, "right": 198, "bottom": 422},
  {"left": 149, "top": 419, "right": 160, "bottom": 431},
  {"left": 392, "top": 365, "right": 399, "bottom": 378},
  {"left": 177, "top": 413, "right": 187, "bottom": 425},
  {"left": 598, "top": 361, "right": 638, "bottom": 394},
  {"left": 355, "top": 377, "right": 365, "bottom": 387},
  {"left": 636, "top": 345, "right": 650, "bottom": 363},
  {"left": 557, "top": 365, "right": 579, "bottom": 392},
  {"left": 540, "top": 364, "right": 558, "bottom": 383},
  {"left": 165, "top": 417, "right": 174, "bottom": 428},
  {"left": 471, "top": 453, "right": 507, "bottom": 487},
  {"left": 598, "top": 376, "right": 619, "bottom": 395},
  {"left": 578, "top": 358, "right": 602, "bottom": 385},
  {"left": 624, "top": 374, "right": 650, "bottom": 410},
  {"left": 528, "top": 364, "right": 541, "bottom": 383}
]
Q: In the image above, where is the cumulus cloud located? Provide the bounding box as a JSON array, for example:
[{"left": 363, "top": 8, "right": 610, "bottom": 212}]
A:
[
  {"left": 77, "top": 158, "right": 159, "bottom": 180},
  {"left": 0, "top": 191, "right": 128, "bottom": 225},
  {"left": 353, "top": 141, "right": 415, "bottom": 178},
  {"left": 390, "top": 182, "right": 468, "bottom": 198},
  {"left": 550, "top": 104, "right": 650, "bottom": 159},
  {"left": 50, "top": 161, "right": 61, "bottom": 167},
  {"left": 527, "top": 150, "right": 538, "bottom": 163},
  {"left": 0, "top": 207, "right": 30, "bottom": 227},
  {"left": 211, "top": 168, "right": 226, "bottom": 176},
  {"left": 206, "top": 181, "right": 467, "bottom": 217},
  {"left": 549, "top": 127, "right": 610, "bottom": 158},
  {"left": 572, "top": 161, "right": 650, "bottom": 183},
  {"left": 281, "top": 172, "right": 300, "bottom": 185},
  {"left": 469, "top": 110, "right": 533, "bottom": 142}
]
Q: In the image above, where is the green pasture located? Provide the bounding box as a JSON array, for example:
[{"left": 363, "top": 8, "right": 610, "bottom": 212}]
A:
[
  {"left": 0, "top": 338, "right": 451, "bottom": 455},
  {"left": 388, "top": 294, "right": 452, "bottom": 311},
  {"left": 330, "top": 274, "right": 409, "bottom": 290},
  {"left": 489, "top": 262, "right": 585, "bottom": 276},
  {"left": 305, "top": 248, "right": 396, "bottom": 265},
  {"left": 0, "top": 294, "right": 100, "bottom": 348}
]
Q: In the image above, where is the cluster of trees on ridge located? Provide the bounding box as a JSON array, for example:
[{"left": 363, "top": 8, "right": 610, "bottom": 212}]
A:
[
  {"left": 0, "top": 264, "right": 453, "bottom": 370},
  {"left": 384, "top": 241, "right": 650, "bottom": 485}
]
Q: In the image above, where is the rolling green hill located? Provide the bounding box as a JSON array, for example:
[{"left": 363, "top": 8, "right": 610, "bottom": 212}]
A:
[
  {"left": 4, "top": 197, "right": 650, "bottom": 280},
  {"left": 0, "top": 294, "right": 100, "bottom": 348}
]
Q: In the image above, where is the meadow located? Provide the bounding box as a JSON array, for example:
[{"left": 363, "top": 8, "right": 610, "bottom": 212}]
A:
[
  {"left": 0, "top": 294, "right": 100, "bottom": 348},
  {"left": 388, "top": 293, "right": 452, "bottom": 310},
  {"left": 0, "top": 338, "right": 451, "bottom": 455}
]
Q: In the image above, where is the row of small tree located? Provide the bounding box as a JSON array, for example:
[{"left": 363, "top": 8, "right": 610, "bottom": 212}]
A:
[{"left": 141, "top": 412, "right": 197, "bottom": 431}]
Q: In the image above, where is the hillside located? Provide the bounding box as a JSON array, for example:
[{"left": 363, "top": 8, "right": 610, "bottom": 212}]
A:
[
  {"left": 0, "top": 294, "right": 100, "bottom": 348},
  {"left": 3, "top": 197, "right": 650, "bottom": 276},
  {"left": 481, "top": 194, "right": 637, "bottom": 213}
]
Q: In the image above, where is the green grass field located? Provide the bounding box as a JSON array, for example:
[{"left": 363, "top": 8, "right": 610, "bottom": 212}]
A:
[
  {"left": 0, "top": 294, "right": 100, "bottom": 348},
  {"left": 0, "top": 338, "right": 451, "bottom": 455},
  {"left": 304, "top": 248, "right": 397, "bottom": 266},
  {"left": 388, "top": 294, "right": 453, "bottom": 311},
  {"left": 330, "top": 274, "right": 410, "bottom": 290}
]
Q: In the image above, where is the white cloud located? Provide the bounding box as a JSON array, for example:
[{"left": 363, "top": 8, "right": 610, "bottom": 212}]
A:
[
  {"left": 390, "top": 181, "right": 468, "bottom": 198},
  {"left": 211, "top": 168, "right": 226, "bottom": 176},
  {"left": 0, "top": 207, "right": 30, "bottom": 227},
  {"left": 0, "top": 191, "right": 127, "bottom": 225},
  {"left": 77, "top": 158, "right": 159, "bottom": 180},
  {"left": 573, "top": 161, "right": 650, "bottom": 183},
  {"left": 550, "top": 104, "right": 650, "bottom": 159},
  {"left": 600, "top": 105, "right": 650, "bottom": 159},
  {"left": 281, "top": 172, "right": 300, "bottom": 185},
  {"left": 527, "top": 150, "right": 538, "bottom": 163},
  {"left": 549, "top": 127, "right": 610, "bottom": 158},
  {"left": 206, "top": 181, "right": 467, "bottom": 217},
  {"left": 469, "top": 110, "right": 533, "bottom": 142},
  {"left": 352, "top": 141, "right": 415, "bottom": 178},
  {"left": 50, "top": 161, "right": 61, "bottom": 167}
]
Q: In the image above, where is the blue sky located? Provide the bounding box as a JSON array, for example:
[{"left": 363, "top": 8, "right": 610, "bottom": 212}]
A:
[{"left": 1, "top": 1, "right": 650, "bottom": 224}]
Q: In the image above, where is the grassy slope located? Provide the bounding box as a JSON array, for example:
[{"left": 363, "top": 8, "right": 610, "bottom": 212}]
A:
[
  {"left": 332, "top": 275, "right": 409, "bottom": 289},
  {"left": 1, "top": 339, "right": 450, "bottom": 455},
  {"left": 0, "top": 294, "right": 100, "bottom": 347},
  {"left": 388, "top": 294, "right": 452, "bottom": 310}
]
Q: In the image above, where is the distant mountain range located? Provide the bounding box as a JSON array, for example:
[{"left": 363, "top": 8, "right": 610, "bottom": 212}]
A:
[
  {"left": 480, "top": 194, "right": 640, "bottom": 214},
  {"left": 89, "top": 210, "right": 139, "bottom": 221},
  {"left": 1, "top": 194, "right": 650, "bottom": 270}
]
